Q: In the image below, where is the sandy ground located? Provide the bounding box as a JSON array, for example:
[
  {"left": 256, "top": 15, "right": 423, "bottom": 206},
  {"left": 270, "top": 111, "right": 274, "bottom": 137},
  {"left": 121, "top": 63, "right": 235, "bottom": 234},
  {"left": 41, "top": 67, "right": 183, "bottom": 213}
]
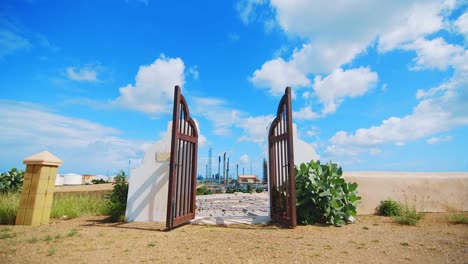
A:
[{"left": 1, "top": 213, "right": 467, "bottom": 264}]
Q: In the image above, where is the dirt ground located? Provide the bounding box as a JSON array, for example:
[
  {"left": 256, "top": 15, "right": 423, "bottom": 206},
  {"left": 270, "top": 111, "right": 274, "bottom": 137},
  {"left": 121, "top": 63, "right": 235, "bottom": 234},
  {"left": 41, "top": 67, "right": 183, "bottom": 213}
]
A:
[{"left": 0, "top": 213, "right": 466, "bottom": 264}]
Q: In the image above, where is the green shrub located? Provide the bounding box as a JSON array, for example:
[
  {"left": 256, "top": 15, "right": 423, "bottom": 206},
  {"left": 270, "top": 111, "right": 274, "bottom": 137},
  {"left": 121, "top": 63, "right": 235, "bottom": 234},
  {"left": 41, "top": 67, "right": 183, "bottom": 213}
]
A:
[
  {"left": 255, "top": 187, "right": 264, "bottom": 193},
  {"left": 0, "top": 168, "right": 24, "bottom": 193},
  {"left": 393, "top": 203, "right": 423, "bottom": 225},
  {"left": 104, "top": 170, "right": 128, "bottom": 222},
  {"left": 196, "top": 186, "right": 212, "bottom": 195},
  {"left": 378, "top": 199, "right": 402, "bottom": 216},
  {"left": 295, "top": 160, "right": 361, "bottom": 226},
  {"left": 91, "top": 179, "right": 107, "bottom": 184},
  {"left": 225, "top": 188, "right": 235, "bottom": 194},
  {"left": 0, "top": 192, "right": 19, "bottom": 224},
  {"left": 245, "top": 184, "right": 253, "bottom": 194}
]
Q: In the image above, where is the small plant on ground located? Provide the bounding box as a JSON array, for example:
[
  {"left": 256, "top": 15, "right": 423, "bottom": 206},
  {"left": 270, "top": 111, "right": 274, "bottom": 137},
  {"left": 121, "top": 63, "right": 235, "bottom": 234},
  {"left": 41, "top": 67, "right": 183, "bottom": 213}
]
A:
[
  {"left": 47, "top": 247, "right": 56, "bottom": 256},
  {"left": 255, "top": 187, "right": 264, "bottom": 193},
  {"left": 27, "top": 236, "right": 38, "bottom": 243},
  {"left": 67, "top": 229, "right": 79, "bottom": 237},
  {"left": 447, "top": 213, "right": 468, "bottom": 224},
  {"left": 196, "top": 186, "right": 212, "bottom": 195},
  {"left": 443, "top": 203, "right": 468, "bottom": 224},
  {"left": 104, "top": 170, "right": 129, "bottom": 222},
  {"left": 295, "top": 160, "right": 361, "bottom": 226},
  {"left": 148, "top": 242, "right": 156, "bottom": 247},
  {"left": 0, "top": 232, "right": 16, "bottom": 239},
  {"left": 378, "top": 199, "right": 402, "bottom": 216},
  {"left": 42, "top": 234, "right": 53, "bottom": 242},
  {"left": 0, "top": 192, "right": 19, "bottom": 224},
  {"left": 394, "top": 202, "right": 423, "bottom": 225}
]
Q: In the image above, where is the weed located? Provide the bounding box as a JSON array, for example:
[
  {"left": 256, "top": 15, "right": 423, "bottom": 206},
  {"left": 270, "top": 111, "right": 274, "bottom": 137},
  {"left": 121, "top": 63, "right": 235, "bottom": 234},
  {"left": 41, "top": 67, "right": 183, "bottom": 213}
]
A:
[
  {"left": 147, "top": 242, "right": 156, "bottom": 247},
  {"left": 362, "top": 226, "right": 369, "bottom": 230},
  {"left": 1, "top": 227, "right": 11, "bottom": 232},
  {"left": 47, "top": 247, "right": 56, "bottom": 256},
  {"left": 371, "top": 240, "right": 380, "bottom": 243},
  {"left": 394, "top": 203, "right": 422, "bottom": 226},
  {"left": 378, "top": 199, "right": 401, "bottom": 216},
  {"left": 448, "top": 213, "right": 468, "bottom": 224},
  {"left": 0, "top": 232, "right": 16, "bottom": 239},
  {"left": 442, "top": 202, "right": 467, "bottom": 224},
  {"left": 400, "top": 242, "right": 409, "bottom": 246},
  {"left": 27, "top": 236, "right": 38, "bottom": 243},
  {"left": 0, "top": 192, "right": 19, "bottom": 224},
  {"left": 67, "top": 229, "right": 79, "bottom": 237},
  {"left": 54, "top": 234, "right": 61, "bottom": 239},
  {"left": 42, "top": 235, "right": 53, "bottom": 242}
]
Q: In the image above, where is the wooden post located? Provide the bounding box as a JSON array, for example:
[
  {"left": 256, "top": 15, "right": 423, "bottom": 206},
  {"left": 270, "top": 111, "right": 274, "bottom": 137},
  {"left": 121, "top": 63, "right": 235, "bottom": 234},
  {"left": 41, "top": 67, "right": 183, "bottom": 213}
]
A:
[{"left": 16, "top": 151, "right": 62, "bottom": 226}]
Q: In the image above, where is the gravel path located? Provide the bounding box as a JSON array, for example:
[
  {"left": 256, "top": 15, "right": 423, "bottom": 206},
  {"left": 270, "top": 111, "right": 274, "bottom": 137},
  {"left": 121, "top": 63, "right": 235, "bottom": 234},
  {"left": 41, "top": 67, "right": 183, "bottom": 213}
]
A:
[{"left": 192, "top": 192, "right": 270, "bottom": 225}]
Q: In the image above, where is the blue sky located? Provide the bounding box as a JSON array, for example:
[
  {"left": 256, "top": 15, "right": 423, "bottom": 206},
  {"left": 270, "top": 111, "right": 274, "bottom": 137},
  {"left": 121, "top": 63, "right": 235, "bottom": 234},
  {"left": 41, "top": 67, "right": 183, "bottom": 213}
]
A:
[{"left": 1, "top": 0, "right": 467, "bottom": 176}]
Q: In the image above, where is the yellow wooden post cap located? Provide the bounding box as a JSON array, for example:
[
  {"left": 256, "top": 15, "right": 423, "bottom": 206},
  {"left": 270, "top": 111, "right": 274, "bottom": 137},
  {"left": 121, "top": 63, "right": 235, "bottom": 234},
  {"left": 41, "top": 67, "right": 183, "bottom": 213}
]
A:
[{"left": 23, "top": 151, "right": 63, "bottom": 166}]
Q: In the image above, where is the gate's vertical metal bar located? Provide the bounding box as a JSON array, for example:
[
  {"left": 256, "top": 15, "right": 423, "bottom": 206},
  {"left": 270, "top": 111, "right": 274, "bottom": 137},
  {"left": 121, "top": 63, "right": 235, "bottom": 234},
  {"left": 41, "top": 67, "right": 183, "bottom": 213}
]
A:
[
  {"left": 167, "top": 86, "right": 180, "bottom": 228},
  {"left": 285, "top": 88, "right": 296, "bottom": 226}
]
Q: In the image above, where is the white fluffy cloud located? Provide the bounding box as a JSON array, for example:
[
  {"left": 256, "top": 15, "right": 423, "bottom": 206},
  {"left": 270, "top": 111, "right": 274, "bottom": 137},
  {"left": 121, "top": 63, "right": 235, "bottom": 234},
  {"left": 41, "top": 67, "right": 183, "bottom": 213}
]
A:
[
  {"left": 326, "top": 52, "right": 468, "bottom": 157},
  {"left": 193, "top": 96, "right": 275, "bottom": 144},
  {"left": 237, "top": 115, "right": 274, "bottom": 143},
  {"left": 113, "top": 54, "right": 185, "bottom": 115},
  {"left": 66, "top": 66, "right": 99, "bottom": 82},
  {"left": 313, "top": 67, "right": 378, "bottom": 115},
  {"left": 239, "top": 154, "right": 250, "bottom": 164},
  {"left": 377, "top": 1, "right": 444, "bottom": 52},
  {"left": 454, "top": 12, "right": 468, "bottom": 39},
  {"left": 236, "top": 0, "right": 267, "bottom": 24},
  {"left": 293, "top": 105, "right": 319, "bottom": 120},
  {"left": 250, "top": 58, "right": 310, "bottom": 96},
  {"left": 0, "top": 101, "right": 149, "bottom": 175},
  {"left": 404, "top": 37, "right": 465, "bottom": 71},
  {"left": 427, "top": 135, "right": 453, "bottom": 144},
  {"left": 248, "top": 0, "right": 452, "bottom": 99}
]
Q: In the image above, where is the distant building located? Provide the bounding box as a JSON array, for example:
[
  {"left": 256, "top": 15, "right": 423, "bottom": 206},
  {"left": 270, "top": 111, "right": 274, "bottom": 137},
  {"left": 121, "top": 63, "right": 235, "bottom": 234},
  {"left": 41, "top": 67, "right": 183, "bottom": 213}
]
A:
[
  {"left": 82, "top": 174, "right": 96, "bottom": 184},
  {"left": 55, "top": 174, "right": 64, "bottom": 186},
  {"left": 62, "top": 173, "right": 82, "bottom": 185},
  {"left": 238, "top": 174, "right": 258, "bottom": 183}
]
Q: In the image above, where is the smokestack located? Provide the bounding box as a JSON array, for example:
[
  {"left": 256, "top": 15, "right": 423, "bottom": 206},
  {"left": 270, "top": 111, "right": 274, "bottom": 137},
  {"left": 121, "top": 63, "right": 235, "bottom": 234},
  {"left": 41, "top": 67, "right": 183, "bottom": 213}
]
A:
[
  {"left": 226, "top": 158, "right": 230, "bottom": 184},
  {"left": 218, "top": 156, "right": 221, "bottom": 184},
  {"left": 223, "top": 153, "right": 226, "bottom": 185}
]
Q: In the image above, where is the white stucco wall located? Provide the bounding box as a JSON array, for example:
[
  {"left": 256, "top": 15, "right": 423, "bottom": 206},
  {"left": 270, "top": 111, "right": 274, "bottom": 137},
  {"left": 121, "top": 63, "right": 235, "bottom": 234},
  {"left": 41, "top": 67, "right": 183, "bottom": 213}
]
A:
[
  {"left": 125, "top": 123, "right": 172, "bottom": 222},
  {"left": 292, "top": 123, "right": 319, "bottom": 165}
]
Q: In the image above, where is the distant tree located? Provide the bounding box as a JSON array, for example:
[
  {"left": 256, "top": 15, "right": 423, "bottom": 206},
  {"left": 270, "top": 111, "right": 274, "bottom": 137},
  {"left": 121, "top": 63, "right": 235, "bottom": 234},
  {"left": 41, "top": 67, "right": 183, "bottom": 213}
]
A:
[
  {"left": 0, "top": 168, "right": 24, "bottom": 193},
  {"left": 262, "top": 158, "right": 268, "bottom": 184}
]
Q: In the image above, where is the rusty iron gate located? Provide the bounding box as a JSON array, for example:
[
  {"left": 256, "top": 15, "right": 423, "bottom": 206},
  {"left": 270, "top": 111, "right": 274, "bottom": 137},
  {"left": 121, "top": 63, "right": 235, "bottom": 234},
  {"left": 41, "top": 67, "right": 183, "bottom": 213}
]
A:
[
  {"left": 268, "top": 87, "right": 297, "bottom": 227},
  {"left": 166, "top": 86, "right": 199, "bottom": 229}
]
